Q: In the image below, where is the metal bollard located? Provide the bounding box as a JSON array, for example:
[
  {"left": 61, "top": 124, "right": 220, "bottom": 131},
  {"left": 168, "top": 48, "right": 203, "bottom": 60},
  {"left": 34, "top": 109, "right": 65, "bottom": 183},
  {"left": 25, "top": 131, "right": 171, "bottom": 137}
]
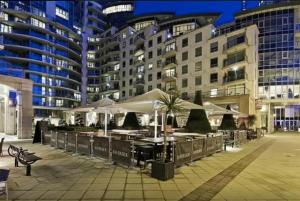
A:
[
  {"left": 75, "top": 133, "right": 78, "bottom": 155},
  {"left": 40, "top": 130, "right": 43, "bottom": 145},
  {"left": 55, "top": 131, "right": 58, "bottom": 149},
  {"left": 64, "top": 132, "right": 68, "bottom": 152},
  {"left": 90, "top": 134, "right": 94, "bottom": 159}
]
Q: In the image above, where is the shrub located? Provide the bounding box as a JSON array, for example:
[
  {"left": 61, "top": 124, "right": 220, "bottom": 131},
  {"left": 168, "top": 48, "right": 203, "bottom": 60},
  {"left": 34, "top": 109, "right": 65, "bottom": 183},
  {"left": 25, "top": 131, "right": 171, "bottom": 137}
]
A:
[
  {"left": 219, "top": 105, "right": 237, "bottom": 130},
  {"left": 186, "top": 91, "right": 211, "bottom": 133},
  {"left": 122, "top": 112, "right": 140, "bottom": 130}
]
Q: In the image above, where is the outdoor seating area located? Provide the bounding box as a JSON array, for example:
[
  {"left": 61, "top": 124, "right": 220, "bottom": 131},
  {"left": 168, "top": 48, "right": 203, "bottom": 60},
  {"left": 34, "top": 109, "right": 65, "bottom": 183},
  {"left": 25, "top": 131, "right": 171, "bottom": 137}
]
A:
[
  {"left": 41, "top": 129, "right": 224, "bottom": 169},
  {"left": 30, "top": 89, "right": 263, "bottom": 180}
]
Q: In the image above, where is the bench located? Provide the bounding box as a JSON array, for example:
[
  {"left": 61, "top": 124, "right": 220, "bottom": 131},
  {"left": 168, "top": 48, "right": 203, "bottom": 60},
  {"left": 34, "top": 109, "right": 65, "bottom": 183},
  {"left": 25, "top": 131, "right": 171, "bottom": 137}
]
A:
[
  {"left": 223, "top": 139, "right": 235, "bottom": 151},
  {"left": 8, "top": 145, "right": 41, "bottom": 176}
]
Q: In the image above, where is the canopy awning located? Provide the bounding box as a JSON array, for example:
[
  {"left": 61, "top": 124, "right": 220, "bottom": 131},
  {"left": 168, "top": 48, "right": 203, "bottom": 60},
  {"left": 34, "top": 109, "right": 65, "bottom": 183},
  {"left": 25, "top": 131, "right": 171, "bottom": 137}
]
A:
[
  {"left": 69, "top": 97, "right": 115, "bottom": 112},
  {"left": 203, "top": 101, "right": 238, "bottom": 115}
]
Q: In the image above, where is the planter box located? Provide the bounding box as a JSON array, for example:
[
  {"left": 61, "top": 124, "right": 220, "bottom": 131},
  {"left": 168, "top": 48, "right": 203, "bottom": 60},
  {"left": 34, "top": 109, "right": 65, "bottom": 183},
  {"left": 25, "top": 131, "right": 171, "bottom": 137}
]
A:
[{"left": 151, "top": 161, "right": 174, "bottom": 181}]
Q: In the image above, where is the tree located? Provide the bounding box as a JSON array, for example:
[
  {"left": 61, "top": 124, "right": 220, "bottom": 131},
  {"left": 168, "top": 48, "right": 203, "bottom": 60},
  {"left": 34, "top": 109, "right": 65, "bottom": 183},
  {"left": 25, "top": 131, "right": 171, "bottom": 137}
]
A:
[
  {"left": 219, "top": 105, "right": 237, "bottom": 130},
  {"left": 159, "top": 88, "right": 184, "bottom": 162},
  {"left": 247, "top": 114, "right": 256, "bottom": 128},
  {"left": 122, "top": 112, "right": 140, "bottom": 130},
  {"left": 167, "top": 115, "right": 178, "bottom": 128},
  {"left": 186, "top": 91, "right": 211, "bottom": 133}
]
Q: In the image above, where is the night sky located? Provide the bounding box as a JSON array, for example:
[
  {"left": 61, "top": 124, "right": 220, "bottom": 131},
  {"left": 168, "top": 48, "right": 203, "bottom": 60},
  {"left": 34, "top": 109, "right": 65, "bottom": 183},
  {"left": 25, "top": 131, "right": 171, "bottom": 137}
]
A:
[{"left": 134, "top": 1, "right": 260, "bottom": 26}]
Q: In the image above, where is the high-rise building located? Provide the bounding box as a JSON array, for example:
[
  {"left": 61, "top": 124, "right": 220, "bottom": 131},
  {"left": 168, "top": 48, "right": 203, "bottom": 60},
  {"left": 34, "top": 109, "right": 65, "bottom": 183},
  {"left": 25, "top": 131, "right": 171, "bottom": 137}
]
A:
[
  {"left": 0, "top": 1, "right": 82, "bottom": 120},
  {"left": 216, "top": 1, "right": 300, "bottom": 132}
]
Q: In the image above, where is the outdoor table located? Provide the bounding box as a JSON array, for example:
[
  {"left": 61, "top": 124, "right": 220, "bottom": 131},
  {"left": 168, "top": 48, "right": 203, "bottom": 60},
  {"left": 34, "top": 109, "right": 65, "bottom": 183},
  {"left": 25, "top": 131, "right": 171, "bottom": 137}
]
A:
[
  {"left": 134, "top": 143, "right": 154, "bottom": 167},
  {"left": 138, "top": 137, "right": 176, "bottom": 161},
  {"left": 172, "top": 132, "right": 205, "bottom": 138},
  {"left": 111, "top": 132, "right": 142, "bottom": 140}
]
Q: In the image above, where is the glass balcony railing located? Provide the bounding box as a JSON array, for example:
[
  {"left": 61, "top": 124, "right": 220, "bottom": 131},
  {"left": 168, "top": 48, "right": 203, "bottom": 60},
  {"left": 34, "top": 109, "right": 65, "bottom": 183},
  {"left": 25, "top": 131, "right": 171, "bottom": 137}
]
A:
[
  {"left": 202, "top": 86, "right": 249, "bottom": 98},
  {"left": 223, "top": 53, "right": 247, "bottom": 67}
]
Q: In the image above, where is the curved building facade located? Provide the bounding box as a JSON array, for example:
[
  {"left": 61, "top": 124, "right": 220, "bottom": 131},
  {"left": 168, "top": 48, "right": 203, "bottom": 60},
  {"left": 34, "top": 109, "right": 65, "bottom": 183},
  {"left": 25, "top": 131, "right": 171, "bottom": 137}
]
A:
[
  {"left": 102, "top": 1, "right": 134, "bottom": 28},
  {"left": 0, "top": 1, "right": 82, "bottom": 119}
]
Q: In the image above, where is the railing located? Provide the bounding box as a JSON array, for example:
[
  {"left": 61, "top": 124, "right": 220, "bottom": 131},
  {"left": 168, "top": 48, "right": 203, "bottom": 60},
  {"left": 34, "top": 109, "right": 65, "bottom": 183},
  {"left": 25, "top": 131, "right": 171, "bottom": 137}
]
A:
[
  {"left": 224, "top": 36, "right": 247, "bottom": 51},
  {"left": 223, "top": 54, "right": 247, "bottom": 68},
  {"left": 162, "top": 73, "right": 177, "bottom": 81},
  {"left": 202, "top": 86, "right": 249, "bottom": 98},
  {"left": 135, "top": 79, "right": 145, "bottom": 85},
  {"left": 223, "top": 73, "right": 245, "bottom": 83}
]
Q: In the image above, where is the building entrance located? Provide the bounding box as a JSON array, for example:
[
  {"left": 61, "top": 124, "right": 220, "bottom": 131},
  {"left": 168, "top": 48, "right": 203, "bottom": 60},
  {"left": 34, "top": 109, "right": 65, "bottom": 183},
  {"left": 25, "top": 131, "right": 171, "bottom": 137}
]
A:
[{"left": 274, "top": 105, "right": 300, "bottom": 131}]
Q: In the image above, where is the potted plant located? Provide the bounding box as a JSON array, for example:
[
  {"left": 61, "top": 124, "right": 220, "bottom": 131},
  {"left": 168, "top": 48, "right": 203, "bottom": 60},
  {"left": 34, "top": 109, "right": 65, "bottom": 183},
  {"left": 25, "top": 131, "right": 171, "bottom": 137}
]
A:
[
  {"left": 151, "top": 88, "right": 183, "bottom": 181},
  {"left": 186, "top": 91, "right": 212, "bottom": 133}
]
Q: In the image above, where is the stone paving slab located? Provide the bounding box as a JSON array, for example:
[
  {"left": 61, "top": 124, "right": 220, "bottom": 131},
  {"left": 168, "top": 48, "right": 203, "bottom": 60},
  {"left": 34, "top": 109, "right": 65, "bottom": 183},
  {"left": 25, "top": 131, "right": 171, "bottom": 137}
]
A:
[{"left": 1, "top": 134, "right": 299, "bottom": 200}]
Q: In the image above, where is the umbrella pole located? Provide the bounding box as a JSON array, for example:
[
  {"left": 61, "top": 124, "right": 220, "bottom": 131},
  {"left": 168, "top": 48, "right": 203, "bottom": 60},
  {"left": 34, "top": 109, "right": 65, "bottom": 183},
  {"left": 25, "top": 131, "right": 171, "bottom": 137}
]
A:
[
  {"left": 154, "top": 109, "right": 158, "bottom": 139},
  {"left": 104, "top": 110, "right": 107, "bottom": 136},
  {"left": 161, "top": 113, "right": 164, "bottom": 132}
]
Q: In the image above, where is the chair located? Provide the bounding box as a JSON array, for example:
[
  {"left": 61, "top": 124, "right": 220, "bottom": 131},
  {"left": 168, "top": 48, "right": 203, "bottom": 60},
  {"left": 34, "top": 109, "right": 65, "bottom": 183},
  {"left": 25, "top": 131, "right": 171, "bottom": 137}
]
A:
[
  {"left": 0, "top": 169, "right": 9, "bottom": 201},
  {"left": 0, "top": 138, "right": 4, "bottom": 157}
]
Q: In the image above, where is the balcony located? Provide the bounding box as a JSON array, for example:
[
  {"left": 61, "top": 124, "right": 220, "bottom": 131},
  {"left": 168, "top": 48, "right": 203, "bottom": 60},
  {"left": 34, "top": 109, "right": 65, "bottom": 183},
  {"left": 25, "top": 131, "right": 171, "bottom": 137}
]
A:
[
  {"left": 223, "top": 53, "right": 247, "bottom": 69},
  {"left": 134, "top": 46, "right": 145, "bottom": 56},
  {"left": 202, "top": 86, "right": 249, "bottom": 98},
  {"left": 163, "top": 47, "right": 177, "bottom": 57},
  {"left": 163, "top": 60, "right": 177, "bottom": 69},
  {"left": 134, "top": 33, "right": 144, "bottom": 45},
  {"left": 135, "top": 78, "right": 145, "bottom": 86},
  {"left": 162, "top": 72, "right": 177, "bottom": 82},
  {"left": 100, "top": 85, "right": 119, "bottom": 93},
  {"left": 295, "top": 24, "right": 300, "bottom": 37},
  {"left": 223, "top": 70, "right": 246, "bottom": 84},
  {"left": 134, "top": 58, "right": 145, "bottom": 66},
  {"left": 223, "top": 36, "right": 248, "bottom": 54}
]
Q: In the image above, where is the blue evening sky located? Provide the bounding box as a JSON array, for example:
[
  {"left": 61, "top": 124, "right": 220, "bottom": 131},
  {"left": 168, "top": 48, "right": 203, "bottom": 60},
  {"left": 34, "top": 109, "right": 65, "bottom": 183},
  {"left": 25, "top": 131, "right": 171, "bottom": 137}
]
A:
[{"left": 134, "top": 1, "right": 260, "bottom": 26}]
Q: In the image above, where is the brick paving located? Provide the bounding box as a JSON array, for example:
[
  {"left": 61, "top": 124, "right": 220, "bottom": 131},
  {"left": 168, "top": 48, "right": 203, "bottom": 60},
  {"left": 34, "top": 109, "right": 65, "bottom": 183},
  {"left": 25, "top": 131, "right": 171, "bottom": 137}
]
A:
[{"left": 1, "top": 134, "right": 300, "bottom": 201}]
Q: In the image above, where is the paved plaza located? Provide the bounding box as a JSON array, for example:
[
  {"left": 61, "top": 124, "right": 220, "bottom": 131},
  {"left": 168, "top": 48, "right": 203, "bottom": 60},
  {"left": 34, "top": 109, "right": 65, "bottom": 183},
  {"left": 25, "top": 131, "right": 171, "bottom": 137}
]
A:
[{"left": 1, "top": 134, "right": 300, "bottom": 201}]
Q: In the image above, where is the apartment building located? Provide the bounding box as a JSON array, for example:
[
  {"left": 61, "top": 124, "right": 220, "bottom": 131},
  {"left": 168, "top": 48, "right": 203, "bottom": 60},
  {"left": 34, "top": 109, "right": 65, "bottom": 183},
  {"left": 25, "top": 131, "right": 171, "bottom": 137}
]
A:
[{"left": 88, "top": 13, "right": 259, "bottom": 122}]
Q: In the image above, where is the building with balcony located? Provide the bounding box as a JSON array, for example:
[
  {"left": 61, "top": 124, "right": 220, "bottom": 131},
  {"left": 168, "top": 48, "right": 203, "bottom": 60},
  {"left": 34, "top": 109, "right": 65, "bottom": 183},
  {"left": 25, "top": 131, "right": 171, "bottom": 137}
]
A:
[
  {"left": 215, "top": 1, "right": 300, "bottom": 132},
  {"left": 0, "top": 1, "right": 82, "bottom": 121},
  {"left": 89, "top": 12, "right": 259, "bottom": 122}
]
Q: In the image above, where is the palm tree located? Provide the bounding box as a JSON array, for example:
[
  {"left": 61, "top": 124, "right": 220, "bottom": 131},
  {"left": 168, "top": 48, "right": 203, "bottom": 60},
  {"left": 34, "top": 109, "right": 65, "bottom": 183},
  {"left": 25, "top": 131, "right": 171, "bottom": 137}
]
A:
[{"left": 159, "top": 88, "right": 184, "bottom": 162}]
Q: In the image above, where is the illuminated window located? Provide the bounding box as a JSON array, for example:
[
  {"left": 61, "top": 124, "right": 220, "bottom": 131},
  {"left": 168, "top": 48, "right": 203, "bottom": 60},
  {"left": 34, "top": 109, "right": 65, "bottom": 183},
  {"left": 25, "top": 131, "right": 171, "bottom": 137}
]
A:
[
  {"left": 114, "top": 64, "right": 120, "bottom": 70},
  {"left": 103, "top": 4, "right": 133, "bottom": 15},
  {"left": 56, "top": 7, "right": 69, "bottom": 20},
  {"left": 56, "top": 99, "right": 63, "bottom": 107},
  {"left": 173, "top": 23, "right": 195, "bottom": 36},
  {"left": 87, "top": 52, "right": 95, "bottom": 59},
  {"left": 31, "top": 18, "right": 45, "bottom": 28},
  {"left": 0, "top": 23, "right": 11, "bottom": 33},
  {"left": 0, "top": 12, "right": 8, "bottom": 20},
  {"left": 87, "top": 62, "right": 95, "bottom": 68},
  {"left": 134, "top": 20, "right": 154, "bottom": 31},
  {"left": 148, "top": 63, "right": 153, "bottom": 69},
  {"left": 166, "top": 43, "right": 176, "bottom": 52},
  {"left": 56, "top": 28, "right": 66, "bottom": 36}
]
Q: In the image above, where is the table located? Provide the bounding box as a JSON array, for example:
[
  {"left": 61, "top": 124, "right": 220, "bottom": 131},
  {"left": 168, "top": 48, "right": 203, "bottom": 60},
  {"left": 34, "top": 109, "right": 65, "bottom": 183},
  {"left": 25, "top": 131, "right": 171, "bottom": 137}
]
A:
[{"left": 172, "top": 132, "right": 205, "bottom": 138}]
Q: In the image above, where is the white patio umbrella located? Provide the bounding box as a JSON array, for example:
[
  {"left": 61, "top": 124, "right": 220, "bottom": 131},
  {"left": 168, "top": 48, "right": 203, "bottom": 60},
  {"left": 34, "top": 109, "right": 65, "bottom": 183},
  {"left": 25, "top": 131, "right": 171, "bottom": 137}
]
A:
[
  {"left": 203, "top": 101, "right": 238, "bottom": 115},
  {"left": 110, "top": 89, "right": 204, "bottom": 138},
  {"left": 69, "top": 97, "right": 115, "bottom": 112}
]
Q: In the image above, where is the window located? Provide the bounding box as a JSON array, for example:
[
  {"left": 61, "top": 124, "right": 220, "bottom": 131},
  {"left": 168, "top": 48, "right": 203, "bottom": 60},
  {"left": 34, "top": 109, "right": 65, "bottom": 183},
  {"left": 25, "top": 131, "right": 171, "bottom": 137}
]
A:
[
  {"left": 210, "top": 73, "right": 218, "bottom": 83},
  {"left": 148, "top": 85, "right": 152, "bottom": 91},
  {"left": 182, "top": 52, "right": 188, "bottom": 61},
  {"left": 148, "top": 40, "right": 153, "bottom": 47},
  {"left": 129, "top": 89, "right": 132, "bottom": 96},
  {"left": 157, "top": 36, "right": 162, "bottom": 44},
  {"left": 0, "top": 24, "right": 11, "bottom": 33},
  {"left": 195, "top": 47, "right": 202, "bottom": 57},
  {"left": 87, "top": 52, "right": 95, "bottom": 59},
  {"left": 157, "top": 83, "right": 161, "bottom": 89},
  {"left": 182, "top": 38, "right": 188, "bottom": 47},
  {"left": 129, "top": 59, "right": 133, "bottom": 65},
  {"left": 148, "top": 51, "right": 153, "bottom": 59},
  {"left": 182, "top": 65, "right": 188, "bottom": 74},
  {"left": 56, "top": 7, "right": 69, "bottom": 20},
  {"left": 210, "top": 42, "right": 218, "bottom": 52},
  {"left": 129, "top": 38, "right": 133, "bottom": 44},
  {"left": 210, "top": 58, "right": 218, "bottom": 68},
  {"left": 182, "top": 79, "right": 188, "bottom": 88},
  {"left": 173, "top": 23, "right": 195, "bottom": 36},
  {"left": 195, "top": 61, "right": 202, "bottom": 71},
  {"left": 129, "top": 79, "right": 133, "bottom": 85},
  {"left": 87, "top": 62, "right": 94, "bottom": 68},
  {"left": 123, "top": 51, "right": 126, "bottom": 58},
  {"left": 148, "top": 63, "right": 153, "bottom": 69},
  {"left": 157, "top": 72, "right": 161, "bottom": 79},
  {"left": 122, "top": 61, "right": 126, "bottom": 68},
  {"left": 122, "top": 91, "right": 125, "bottom": 97},
  {"left": 195, "top": 32, "right": 202, "bottom": 42},
  {"left": 103, "top": 4, "right": 133, "bottom": 14},
  {"left": 56, "top": 99, "right": 63, "bottom": 107},
  {"left": 195, "top": 76, "right": 202, "bottom": 85},
  {"left": 31, "top": 18, "right": 45, "bottom": 28},
  {"left": 129, "top": 69, "right": 133, "bottom": 75},
  {"left": 148, "top": 74, "right": 152, "bottom": 81},
  {"left": 122, "top": 71, "right": 125, "bottom": 77},
  {"left": 157, "top": 48, "right": 162, "bottom": 56},
  {"left": 157, "top": 60, "right": 162, "bottom": 68},
  {"left": 122, "top": 81, "right": 125, "bottom": 87}
]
